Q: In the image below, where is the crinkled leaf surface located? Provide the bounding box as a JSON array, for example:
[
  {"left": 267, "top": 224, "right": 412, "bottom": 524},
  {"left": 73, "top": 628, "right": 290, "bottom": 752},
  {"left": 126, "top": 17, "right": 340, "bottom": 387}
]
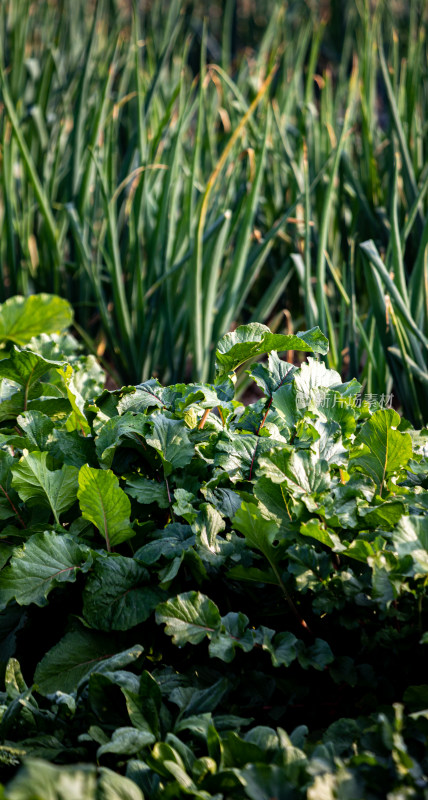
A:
[
  {"left": 0, "top": 532, "right": 92, "bottom": 608},
  {"left": 16, "top": 411, "right": 54, "bottom": 451},
  {"left": 215, "top": 323, "right": 328, "bottom": 377},
  {"left": 156, "top": 591, "right": 221, "bottom": 646},
  {"left": 97, "top": 727, "right": 155, "bottom": 758},
  {"left": 134, "top": 524, "right": 195, "bottom": 565},
  {"left": 83, "top": 555, "right": 161, "bottom": 631},
  {"left": 393, "top": 516, "right": 428, "bottom": 575},
  {"left": 145, "top": 415, "right": 195, "bottom": 476},
  {"left": 116, "top": 379, "right": 165, "bottom": 413},
  {"left": 248, "top": 352, "right": 297, "bottom": 397},
  {"left": 95, "top": 412, "right": 149, "bottom": 468},
  {"left": 125, "top": 476, "right": 169, "bottom": 508},
  {"left": 0, "top": 347, "right": 64, "bottom": 392}
]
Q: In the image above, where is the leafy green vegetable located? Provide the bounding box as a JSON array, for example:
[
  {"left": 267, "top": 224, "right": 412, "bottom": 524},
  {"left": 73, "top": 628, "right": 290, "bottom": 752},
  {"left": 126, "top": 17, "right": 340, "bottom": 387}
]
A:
[
  {"left": 0, "top": 532, "right": 92, "bottom": 609},
  {"left": 12, "top": 453, "right": 78, "bottom": 524},
  {"left": 350, "top": 409, "right": 413, "bottom": 495},
  {"left": 77, "top": 465, "right": 134, "bottom": 549},
  {"left": 0, "top": 320, "right": 427, "bottom": 799},
  {"left": 215, "top": 323, "right": 328, "bottom": 377},
  {"left": 0, "top": 296, "right": 72, "bottom": 346}
]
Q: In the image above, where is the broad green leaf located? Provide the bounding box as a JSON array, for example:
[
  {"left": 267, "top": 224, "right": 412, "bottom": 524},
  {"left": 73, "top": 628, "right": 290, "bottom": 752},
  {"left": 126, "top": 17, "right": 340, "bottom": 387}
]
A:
[
  {"left": 215, "top": 323, "right": 328, "bottom": 377},
  {"left": 170, "top": 382, "right": 220, "bottom": 412},
  {"left": 0, "top": 532, "right": 92, "bottom": 608},
  {"left": 193, "top": 503, "right": 225, "bottom": 553},
  {"left": 300, "top": 519, "right": 346, "bottom": 551},
  {"left": 226, "top": 565, "right": 279, "bottom": 584},
  {"left": 293, "top": 358, "right": 342, "bottom": 398},
  {"left": 125, "top": 476, "right": 169, "bottom": 508},
  {"left": 134, "top": 524, "right": 195, "bottom": 565},
  {"left": 168, "top": 677, "right": 230, "bottom": 718},
  {"left": 34, "top": 629, "right": 144, "bottom": 694},
  {"left": 70, "top": 355, "right": 105, "bottom": 402},
  {"left": 97, "top": 727, "right": 155, "bottom": 757},
  {"left": 78, "top": 464, "right": 134, "bottom": 549},
  {"left": 214, "top": 430, "right": 280, "bottom": 483},
  {"left": 270, "top": 631, "right": 298, "bottom": 668},
  {"left": 248, "top": 352, "right": 297, "bottom": 397},
  {"left": 0, "top": 294, "right": 72, "bottom": 346},
  {"left": 0, "top": 450, "right": 14, "bottom": 493},
  {"left": 202, "top": 486, "right": 242, "bottom": 518},
  {"left": 272, "top": 384, "right": 301, "bottom": 430},
  {"left": 350, "top": 409, "right": 413, "bottom": 495},
  {"left": 240, "top": 763, "right": 298, "bottom": 800},
  {"left": 2, "top": 759, "right": 97, "bottom": 800},
  {"left": 156, "top": 591, "right": 221, "bottom": 646},
  {"left": 0, "top": 346, "right": 64, "bottom": 396},
  {"left": 95, "top": 412, "right": 149, "bottom": 468},
  {"left": 358, "top": 500, "right": 404, "bottom": 529},
  {"left": 0, "top": 383, "right": 70, "bottom": 423},
  {"left": 312, "top": 420, "right": 347, "bottom": 467},
  {"left": 258, "top": 448, "right": 330, "bottom": 510},
  {"left": 49, "top": 428, "right": 97, "bottom": 468},
  {"left": 145, "top": 415, "right": 195, "bottom": 476},
  {"left": 98, "top": 767, "right": 145, "bottom": 800},
  {"left": 254, "top": 476, "right": 296, "bottom": 528},
  {"left": 83, "top": 555, "right": 161, "bottom": 631},
  {"left": 233, "top": 501, "right": 278, "bottom": 561},
  {"left": 209, "top": 611, "right": 255, "bottom": 662},
  {"left": 298, "top": 638, "right": 334, "bottom": 670},
  {"left": 16, "top": 411, "right": 54, "bottom": 451},
  {"left": 393, "top": 516, "right": 428, "bottom": 575},
  {"left": 172, "top": 488, "right": 198, "bottom": 523},
  {"left": 12, "top": 452, "right": 78, "bottom": 524},
  {"left": 117, "top": 379, "right": 165, "bottom": 413}
]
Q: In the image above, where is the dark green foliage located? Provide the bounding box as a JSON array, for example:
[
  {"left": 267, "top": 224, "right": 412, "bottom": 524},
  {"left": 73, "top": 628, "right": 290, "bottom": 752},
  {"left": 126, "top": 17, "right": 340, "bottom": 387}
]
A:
[{"left": 0, "top": 319, "right": 427, "bottom": 797}]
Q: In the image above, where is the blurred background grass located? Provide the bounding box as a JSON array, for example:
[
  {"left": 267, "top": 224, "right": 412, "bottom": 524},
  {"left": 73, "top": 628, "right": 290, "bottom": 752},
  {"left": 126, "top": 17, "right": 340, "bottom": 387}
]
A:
[{"left": 0, "top": 0, "right": 427, "bottom": 423}]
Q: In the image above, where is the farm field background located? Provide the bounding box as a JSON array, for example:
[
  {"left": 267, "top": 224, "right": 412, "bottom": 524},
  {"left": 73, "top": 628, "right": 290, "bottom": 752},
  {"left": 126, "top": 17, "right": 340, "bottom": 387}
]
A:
[
  {"left": 0, "top": 1, "right": 428, "bottom": 798},
  {"left": 1, "top": 0, "right": 427, "bottom": 422}
]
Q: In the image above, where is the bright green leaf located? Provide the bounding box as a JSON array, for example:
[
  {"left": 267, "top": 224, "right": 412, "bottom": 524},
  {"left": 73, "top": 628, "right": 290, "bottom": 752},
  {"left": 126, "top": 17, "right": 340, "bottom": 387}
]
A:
[
  {"left": 78, "top": 464, "right": 134, "bottom": 549},
  {"left": 0, "top": 295, "right": 72, "bottom": 346}
]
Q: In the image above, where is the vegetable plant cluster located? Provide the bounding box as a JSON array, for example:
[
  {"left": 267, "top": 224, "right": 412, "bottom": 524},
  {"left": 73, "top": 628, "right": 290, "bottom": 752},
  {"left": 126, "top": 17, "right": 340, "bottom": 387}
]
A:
[
  {"left": 0, "top": 295, "right": 428, "bottom": 799},
  {"left": 1, "top": 0, "right": 427, "bottom": 424}
]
